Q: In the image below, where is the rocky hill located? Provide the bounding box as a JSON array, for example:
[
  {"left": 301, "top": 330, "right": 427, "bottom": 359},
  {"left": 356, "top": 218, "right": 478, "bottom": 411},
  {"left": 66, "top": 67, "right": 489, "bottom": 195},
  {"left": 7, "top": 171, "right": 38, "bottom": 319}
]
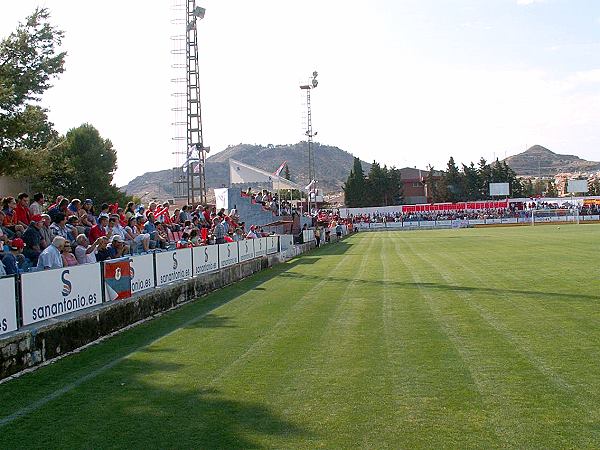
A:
[
  {"left": 122, "top": 142, "right": 371, "bottom": 200},
  {"left": 503, "top": 145, "right": 600, "bottom": 176}
]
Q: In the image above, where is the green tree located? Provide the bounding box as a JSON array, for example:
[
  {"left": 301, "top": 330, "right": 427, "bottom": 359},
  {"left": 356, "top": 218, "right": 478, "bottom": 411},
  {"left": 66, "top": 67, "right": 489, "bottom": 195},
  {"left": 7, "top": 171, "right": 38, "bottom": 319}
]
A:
[
  {"left": 438, "top": 156, "right": 462, "bottom": 202},
  {"left": 343, "top": 157, "right": 367, "bottom": 207},
  {"left": 33, "top": 124, "right": 131, "bottom": 205},
  {"left": 388, "top": 167, "right": 404, "bottom": 205},
  {"left": 283, "top": 164, "right": 290, "bottom": 180},
  {"left": 425, "top": 165, "right": 441, "bottom": 203},
  {"left": 477, "top": 158, "right": 491, "bottom": 199},
  {"left": 0, "top": 8, "right": 66, "bottom": 173},
  {"left": 461, "top": 163, "right": 479, "bottom": 201}
]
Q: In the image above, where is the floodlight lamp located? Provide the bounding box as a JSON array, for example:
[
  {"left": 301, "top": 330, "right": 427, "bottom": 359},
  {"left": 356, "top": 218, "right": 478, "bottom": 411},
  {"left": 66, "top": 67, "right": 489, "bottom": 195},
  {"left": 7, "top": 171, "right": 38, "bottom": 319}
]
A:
[
  {"left": 312, "top": 78, "right": 318, "bottom": 88},
  {"left": 193, "top": 6, "right": 206, "bottom": 19},
  {"left": 313, "top": 71, "right": 318, "bottom": 78}
]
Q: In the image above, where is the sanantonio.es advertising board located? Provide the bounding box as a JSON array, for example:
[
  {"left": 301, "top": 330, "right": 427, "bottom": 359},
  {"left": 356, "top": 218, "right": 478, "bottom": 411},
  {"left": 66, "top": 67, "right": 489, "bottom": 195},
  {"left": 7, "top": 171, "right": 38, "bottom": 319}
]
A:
[
  {"left": 254, "top": 237, "right": 267, "bottom": 257},
  {"left": 0, "top": 276, "right": 18, "bottom": 336},
  {"left": 238, "top": 239, "right": 255, "bottom": 262},
  {"left": 130, "top": 253, "right": 155, "bottom": 294},
  {"left": 192, "top": 245, "right": 219, "bottom": 276},
  {"left": 21, "top": 264, "right": 102, "bottom": 326},
  {"left": 155, "top": 249, "right": 193, "bottom": 287},
  {"left": 218, "top": 242, "right": 239, "bottom": 268},
  {"left": 266, "top": 236, "right": 278, "bottom": 254}
]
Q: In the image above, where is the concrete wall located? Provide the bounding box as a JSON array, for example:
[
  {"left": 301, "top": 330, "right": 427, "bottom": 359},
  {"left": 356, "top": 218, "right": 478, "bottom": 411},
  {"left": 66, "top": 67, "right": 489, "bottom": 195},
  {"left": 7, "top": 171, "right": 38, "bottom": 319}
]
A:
[
  {"left": 0, "top": 176, "right": 29, "bottom": 196},
  {"left": 0, "top": 243, "right": 315, "bottom": 380}
]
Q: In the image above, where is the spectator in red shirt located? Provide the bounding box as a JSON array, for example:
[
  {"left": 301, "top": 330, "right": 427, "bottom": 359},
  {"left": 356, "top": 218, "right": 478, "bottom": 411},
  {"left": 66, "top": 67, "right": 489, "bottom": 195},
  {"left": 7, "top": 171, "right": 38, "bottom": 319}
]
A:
[
  {"left": 14, "top": 193, "right": 31, "bottom": 228},
  {"left": 89, "top": 213, "right": 108, "bottom": 242}
]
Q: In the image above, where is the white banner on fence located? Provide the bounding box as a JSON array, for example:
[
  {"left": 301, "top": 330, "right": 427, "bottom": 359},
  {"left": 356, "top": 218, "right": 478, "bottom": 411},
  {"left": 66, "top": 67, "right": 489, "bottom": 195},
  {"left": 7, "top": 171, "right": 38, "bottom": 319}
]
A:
[
  {"left": 503, "top": 218, "right": 518, "bottom": 224},
  {"left": 302, "top": 230, "right": 315, "bottom": 243},
  {"left": 155, "top": 249, "right": 193, "bottom": 287},
  {"left": 218, "top": 242, "right": 239, "bottom": 268},
  {"left": 436, "top": 220, "right": 452, "bottom": 226},
  {"left": 0, "top": 277, "right": 18, "bottom": 335},
  {"left": 254, "top": 237, "right": 267, "bottom": 257},
  {"left": 266, "top": 236, "right": 279, "bottom": 254},
  {"left": 238, "top": 239, "right": 255, "bottom": 262},
  {"left": 21, "top": 264, "right": 102, "bottom": 325},
  {"left": 279, "top": 235, "right": 294, "bottom": 251},
  {"left": 130, "top": 253, "right": 155, "bottom": 294},
  {"left": 192, "top": 245, "right": 219, "bottom": 276}
]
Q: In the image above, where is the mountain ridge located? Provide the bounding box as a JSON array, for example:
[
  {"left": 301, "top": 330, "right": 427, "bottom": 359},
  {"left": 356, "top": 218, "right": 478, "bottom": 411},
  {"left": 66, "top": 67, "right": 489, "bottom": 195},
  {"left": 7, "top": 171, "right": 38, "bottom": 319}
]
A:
[
  {"left": 122, "top": 142, "right": 372, "bottom": 200},
  {"left": 503, "top": 145, "right": 600, "bottom": 176}
]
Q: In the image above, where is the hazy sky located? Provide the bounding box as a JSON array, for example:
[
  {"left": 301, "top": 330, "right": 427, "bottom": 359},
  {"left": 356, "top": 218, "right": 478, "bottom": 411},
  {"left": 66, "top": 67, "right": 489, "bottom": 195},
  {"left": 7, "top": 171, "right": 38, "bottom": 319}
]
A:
[{"left": 2, "top": 0, "right": 600, "bottom": 186}]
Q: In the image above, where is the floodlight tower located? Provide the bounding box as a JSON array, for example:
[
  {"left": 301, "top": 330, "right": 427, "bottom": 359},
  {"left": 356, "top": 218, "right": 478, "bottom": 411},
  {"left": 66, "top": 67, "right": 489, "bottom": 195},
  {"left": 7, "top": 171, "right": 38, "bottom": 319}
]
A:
[
  {"left": 300, "top": 71, "right": 318, "bottom": 214},
  {"left": 185, "top": 2, "right": 208, "bottom": 206},
  {"left": 171, "top": 1, "right": 208, "bottom": 206}
]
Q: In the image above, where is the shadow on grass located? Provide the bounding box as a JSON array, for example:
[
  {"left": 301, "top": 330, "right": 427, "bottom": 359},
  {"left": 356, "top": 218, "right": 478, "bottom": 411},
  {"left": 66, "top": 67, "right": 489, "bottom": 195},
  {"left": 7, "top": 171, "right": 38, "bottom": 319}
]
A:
[
  {"left": 4, "top": 356, "right": 308, "bottom": 448},
  {"left": 277, "top": 272, "right": 600, "bottom": 302},
  {"left": 0, "top": 247, "right": 339, "bottom": 435}
]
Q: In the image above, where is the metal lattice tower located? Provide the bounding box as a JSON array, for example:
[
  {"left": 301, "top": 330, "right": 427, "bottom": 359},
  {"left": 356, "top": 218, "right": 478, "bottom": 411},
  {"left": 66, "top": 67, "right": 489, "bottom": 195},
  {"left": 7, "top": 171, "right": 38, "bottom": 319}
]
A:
[
  {"left": 171, "top": 1, "right": 207, "bottom": 206},
  {"left": 300, "top": 71, "right": 318, "bottom": 212}
]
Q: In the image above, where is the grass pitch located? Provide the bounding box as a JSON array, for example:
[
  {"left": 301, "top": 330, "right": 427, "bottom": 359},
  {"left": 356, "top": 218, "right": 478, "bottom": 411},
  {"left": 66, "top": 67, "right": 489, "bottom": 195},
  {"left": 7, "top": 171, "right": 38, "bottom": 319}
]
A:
[{"left": 1, "top": 225, "right": 599, "bottom": 449}]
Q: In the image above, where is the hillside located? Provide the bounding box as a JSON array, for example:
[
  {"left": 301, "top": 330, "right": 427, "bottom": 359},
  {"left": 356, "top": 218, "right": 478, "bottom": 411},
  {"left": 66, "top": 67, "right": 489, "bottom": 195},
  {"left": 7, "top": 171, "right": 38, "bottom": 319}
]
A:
[
  {"left": 503, "top": 145, "right": 600, "bottom": 176},
  {"left": 122, "top": 142, "right": 371, "bottom": 200}
]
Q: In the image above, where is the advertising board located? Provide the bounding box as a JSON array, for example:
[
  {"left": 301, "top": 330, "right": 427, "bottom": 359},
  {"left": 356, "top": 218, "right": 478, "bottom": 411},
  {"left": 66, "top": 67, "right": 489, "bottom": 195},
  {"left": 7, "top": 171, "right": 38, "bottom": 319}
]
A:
[
  {"left": 567, "top": 179, "right": 588, "bottom": 193},
  {"left": 254, "top": 237, "right": 267, "bottom": 257},
  {"left": 192, "top": 245, "right": 219, "bottom": 276},
  {"left": 266, "top": 236, "right": 279, "bottom": 254},
  {"left": 489, "top": 182, "right": 510, "bottom": 196},
  {"left": 21, "top": 264, "right": 102, "bottom": 325},
  {"left": 130, "top": 253, "right": 155, "bottom": 294},
  {"left": 279, "top": 235, "right": 294, "bottom": 251},
  {"left": 238, "top": 239, "right": 255, "bottom": 262},
  {"left": 0, "top": 276, "right": 18, "bottom": 335},
  {"left": 218, "top": 242, "right": 239, "bottom": 268},
  {"left": 155, "top": 249, "right": 193, "bottom": 287}
]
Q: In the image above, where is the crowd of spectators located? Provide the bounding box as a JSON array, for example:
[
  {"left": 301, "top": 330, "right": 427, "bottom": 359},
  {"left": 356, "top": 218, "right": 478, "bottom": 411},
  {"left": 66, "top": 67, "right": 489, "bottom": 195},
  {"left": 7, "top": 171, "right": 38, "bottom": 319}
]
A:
[{"left": 0, "top": 192, "right": 272, "bottom": 276}]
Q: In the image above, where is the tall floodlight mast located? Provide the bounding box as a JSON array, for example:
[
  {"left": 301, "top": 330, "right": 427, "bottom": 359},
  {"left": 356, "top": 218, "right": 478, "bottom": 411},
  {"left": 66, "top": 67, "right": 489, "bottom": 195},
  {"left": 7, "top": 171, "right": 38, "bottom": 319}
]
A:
[
  {"left": 300, "top": 71, "right": 318, "bottom": 214},
  {"left": 172, "top": 1, "right": 208, "bottom": 206}
]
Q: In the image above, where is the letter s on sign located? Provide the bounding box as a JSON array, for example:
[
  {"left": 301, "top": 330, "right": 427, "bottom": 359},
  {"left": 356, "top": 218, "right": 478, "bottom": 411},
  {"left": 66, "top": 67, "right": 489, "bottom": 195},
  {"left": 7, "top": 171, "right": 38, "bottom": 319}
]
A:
[
  {"left": 172, "top": 252, "right": 178, "bottom": 270},
  {"left": 204, "top": 247, "right": 209, "bottom": 262},
  {"left": 61, "top": 270, "right": 72, "bottom": 297}
]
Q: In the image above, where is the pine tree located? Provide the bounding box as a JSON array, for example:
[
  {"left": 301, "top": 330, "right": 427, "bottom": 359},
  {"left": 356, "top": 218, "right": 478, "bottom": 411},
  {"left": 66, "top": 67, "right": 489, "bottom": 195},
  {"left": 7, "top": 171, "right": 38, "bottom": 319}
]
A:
[{"left": 283, "top": 164, "right": 291, "bottom": 180}]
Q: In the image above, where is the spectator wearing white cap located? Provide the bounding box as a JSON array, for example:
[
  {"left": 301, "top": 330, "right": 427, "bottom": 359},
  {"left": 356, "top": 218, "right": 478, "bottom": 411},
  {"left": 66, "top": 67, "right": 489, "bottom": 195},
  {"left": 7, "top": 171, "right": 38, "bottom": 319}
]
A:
[
  {"left": 108, "top": 235, "right": 128, "bottom": 258},
  {"left": 37, "top": 236, "right": 65, "bottom": 270}
]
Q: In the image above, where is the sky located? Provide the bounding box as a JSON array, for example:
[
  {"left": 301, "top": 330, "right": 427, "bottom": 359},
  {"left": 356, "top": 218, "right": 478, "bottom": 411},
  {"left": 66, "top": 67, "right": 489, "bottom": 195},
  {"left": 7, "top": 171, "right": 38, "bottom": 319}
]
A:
[{"left": 1, "top": 0, "right": 600, "bottom": 186}]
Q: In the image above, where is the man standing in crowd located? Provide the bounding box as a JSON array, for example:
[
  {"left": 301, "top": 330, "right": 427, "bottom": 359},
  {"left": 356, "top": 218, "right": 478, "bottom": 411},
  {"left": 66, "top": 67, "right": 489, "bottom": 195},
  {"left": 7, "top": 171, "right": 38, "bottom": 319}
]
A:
[
  {"left": 212, "top": 216, "right": 225, "bottom": 244},
  {"left": 37, "top": 236, "right": 65, "bottom": 270},
  {"left": 75, "top": 234, "right": 100, "bottom": 265},
  {"left": 22, "top": 214, "right": 45, "bottom": 266},
  {"left": 14, "top": 193, "right": 31, "bottom": 228},
  {"left": 29, "top": 193, "right": 44, "bottom": 216},
  {"left": 39, "top": 214, "right": 53, "bottom": 250}
]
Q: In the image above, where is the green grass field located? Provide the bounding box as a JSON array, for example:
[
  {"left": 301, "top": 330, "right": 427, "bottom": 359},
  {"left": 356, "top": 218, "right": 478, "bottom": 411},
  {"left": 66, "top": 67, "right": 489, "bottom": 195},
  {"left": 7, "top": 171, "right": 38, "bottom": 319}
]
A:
[{"left": 1, "top": 225, "right": 599, "bottom": 449}]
